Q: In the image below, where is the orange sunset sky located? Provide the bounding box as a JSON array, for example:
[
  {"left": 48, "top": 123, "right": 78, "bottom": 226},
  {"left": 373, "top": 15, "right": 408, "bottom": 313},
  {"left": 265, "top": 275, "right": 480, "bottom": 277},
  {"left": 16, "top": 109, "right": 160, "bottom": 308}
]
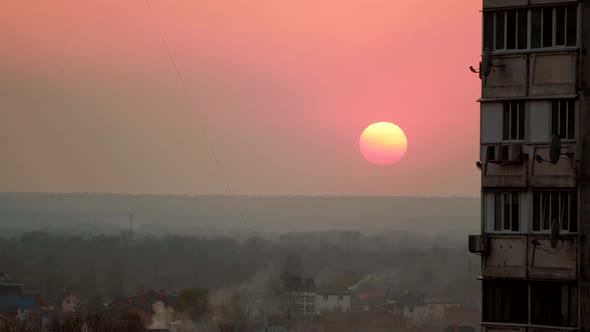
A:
[{"left": 0, "top": 0, "right": 481, "bottom": 196}]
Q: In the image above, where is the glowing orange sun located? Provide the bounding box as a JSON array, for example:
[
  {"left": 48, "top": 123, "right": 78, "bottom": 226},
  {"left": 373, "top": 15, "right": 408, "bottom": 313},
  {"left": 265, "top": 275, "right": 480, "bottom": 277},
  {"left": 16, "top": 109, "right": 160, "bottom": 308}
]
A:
[{"left": 359, "top": 122, "right": 408, "bottom": 165}]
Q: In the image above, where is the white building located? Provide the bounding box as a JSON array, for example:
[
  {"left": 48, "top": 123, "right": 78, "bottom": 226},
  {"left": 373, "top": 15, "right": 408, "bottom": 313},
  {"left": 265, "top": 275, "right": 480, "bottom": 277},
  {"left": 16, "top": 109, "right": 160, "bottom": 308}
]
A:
[
  {"left": 315, "top": 290, "right": 350, "bottom": 315},
  {"left": 403, "top": 305, "right": 429, "bottom": 323},
  {"left": 424, "top": 298, "right": 460, "bottom": 319},
  {"left": 397, "top": 292, "right": 428, "bottom": 323}
]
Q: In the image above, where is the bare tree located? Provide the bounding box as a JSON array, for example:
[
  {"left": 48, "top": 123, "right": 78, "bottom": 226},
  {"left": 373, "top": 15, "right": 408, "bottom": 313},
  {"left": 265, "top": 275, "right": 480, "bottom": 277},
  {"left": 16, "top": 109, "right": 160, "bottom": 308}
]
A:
[
  {"left": 267, "top": 272, "right": 302, "bottom": 321},
  {"left": 219, "top": 289, "right": 256, "bottom": 332}
]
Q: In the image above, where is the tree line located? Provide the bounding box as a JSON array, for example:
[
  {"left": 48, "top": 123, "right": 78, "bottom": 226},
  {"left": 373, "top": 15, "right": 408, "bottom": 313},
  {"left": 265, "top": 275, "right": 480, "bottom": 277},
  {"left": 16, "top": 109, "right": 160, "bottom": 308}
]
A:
[{"left": 0, "top": 230, "right": 479, "bottom": 307}]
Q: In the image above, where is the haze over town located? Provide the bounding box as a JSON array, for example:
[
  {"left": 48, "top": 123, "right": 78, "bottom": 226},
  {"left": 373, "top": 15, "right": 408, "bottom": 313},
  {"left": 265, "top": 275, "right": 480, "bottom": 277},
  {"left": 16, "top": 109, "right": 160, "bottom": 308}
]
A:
[{"left": 0, "top": 1, "right": 483, "bottom": 331}]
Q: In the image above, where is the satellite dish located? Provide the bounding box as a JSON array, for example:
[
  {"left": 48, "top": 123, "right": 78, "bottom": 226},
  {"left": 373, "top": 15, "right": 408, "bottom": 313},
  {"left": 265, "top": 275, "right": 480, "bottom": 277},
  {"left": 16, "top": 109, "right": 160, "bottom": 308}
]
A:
[
  {"left": 481, "top": 48, "right": 493, "bottom": 78},
  {"left": 550, "top": 218, "right": 561, "bottom": 249},
  {"left": 549, "top": 134, "right": 561, "bottom": 165}
]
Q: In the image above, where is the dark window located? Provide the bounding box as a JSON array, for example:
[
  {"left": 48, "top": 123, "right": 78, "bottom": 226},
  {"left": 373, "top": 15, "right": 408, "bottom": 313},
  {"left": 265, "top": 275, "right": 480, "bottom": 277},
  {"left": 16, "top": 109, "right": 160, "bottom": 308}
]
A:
[
  {"left": 495, "top": 11, "right": 505, "bottom": 50},
  {"left": 486, "top": 145, "right": 496, "bottom": 162},
  {"left": 503, "top": 101, "right": 524, "bottom": 141},
  {"left": 532, "top": 6, "right": 577, "bottom": 48},
  {"left": 484, "top": 12, "right": 494, "bottom": 51},
  {"left": 517, "top": 9, "right": 527, "bottom": 49},
  {"left": 556, "top": 6, "right": 565, "bottom": 46},
  {"left": 494, "top": 192, "right": 502, "bottom": 231},
  {"left": 552, "top": 100, "right": 575, "bottom": 140},
  {"left": 543, "top": 7, "right": 553, "bottom": 47},
  {"left": 531, "top": 8, "right": 542, "bottom": 48},
  {"left": 566, "top": 5, "right": 577, "bottom": 46},
  {"left": 492, "top": 9, "right": 528, "bottom": 50},
  {"left": 489, "top": 10, "right": 527, "bottom": 50},
  {"left": 506, "top": 10, "right": 516, "bottom": 49},
  {"left": 483, "top": 280, "right": 528, "bottom": 323},
  {"left": 531, "top": 282, "right": 577, "bottom": 327},
  {"left": 511, "top": 193, "right": 519, "bottom": 231},
  {"left": 493, "top": 192, "right": 519, "bottom": 232},
  {"left": 533, "top": 191, "right": 577, "bottom": 232}
]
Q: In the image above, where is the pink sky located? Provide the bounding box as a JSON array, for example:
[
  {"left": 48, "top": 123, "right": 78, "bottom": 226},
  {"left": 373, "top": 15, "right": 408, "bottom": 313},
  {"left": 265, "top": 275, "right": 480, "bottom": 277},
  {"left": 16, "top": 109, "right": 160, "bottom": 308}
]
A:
[{"left": 0, "top": 0, "right": 482, "bottom": 196}]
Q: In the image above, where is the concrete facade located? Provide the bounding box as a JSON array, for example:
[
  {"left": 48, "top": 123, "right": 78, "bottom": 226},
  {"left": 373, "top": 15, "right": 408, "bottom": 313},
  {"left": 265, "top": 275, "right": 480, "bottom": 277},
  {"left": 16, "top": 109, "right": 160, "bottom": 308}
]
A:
[{"left": 471, "top": 0, "right": 589, "bottom": 331}]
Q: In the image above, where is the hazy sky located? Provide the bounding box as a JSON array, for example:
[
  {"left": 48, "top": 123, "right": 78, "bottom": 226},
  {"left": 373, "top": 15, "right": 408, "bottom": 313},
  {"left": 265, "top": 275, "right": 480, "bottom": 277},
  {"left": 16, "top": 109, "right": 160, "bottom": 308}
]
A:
[{"left": 0, "top": 1, "right": 481, "bottom": 196}]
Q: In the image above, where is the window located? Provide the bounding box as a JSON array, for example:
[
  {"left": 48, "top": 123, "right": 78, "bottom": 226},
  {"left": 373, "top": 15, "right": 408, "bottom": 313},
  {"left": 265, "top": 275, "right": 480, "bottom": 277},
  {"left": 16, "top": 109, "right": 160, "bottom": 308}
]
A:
[
  {"left": 533, "top": 191, "right": 577, "bottom": 232},
  {"left": 531, "top": 282, "right": 577, "bottom": 327},
  {"left": 338, "top": 295, "right": 343, "bottom": 301},
  {"left": 484, "top": 9, "right": 527, "bottom": 51},
  {"left": 409, "top": 307, "right": 414, "bottom": 313},
  {"left": 483, "top": 280, "right": 528, "bottom": 323},
  {"left": 323, "top": 295, "right": 328, "bottom": 300},
  {"left": 493, "top": 192, "right": 520, "bottom": 232},
  {"left": 503, "top": 101, "right": 524, "bottom": 141},
  {"left": 485, "top": 5, "right": 577, "bottom": 51},
  {"left": 552, "top": 100, "right": 575, "bottom": 140},
  {"left": 531, "top": 5, "right": 577, "bottom": 48}
]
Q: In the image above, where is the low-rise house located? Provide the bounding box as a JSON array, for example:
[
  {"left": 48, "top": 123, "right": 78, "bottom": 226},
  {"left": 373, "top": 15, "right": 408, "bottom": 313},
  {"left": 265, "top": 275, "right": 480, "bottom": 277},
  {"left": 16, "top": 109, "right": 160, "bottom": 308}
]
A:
[
  {"left": 49, "top": 292, "right": 81, "bottom": 313},
  {"left": 109, "top": 289, "right": 176, "bottom": 311},
  {"left": 315, "top": 289, "right": 350, "bottom": 315},
  {"left": 397, "top": 292, "right": 428, "bottom": 323},
  {"left": 106, "top": 289, "right": 177, "bottom": 327},
  {"left": 424, "top": 298, "right": 460, "bottom": 319},
  {"left": 280, "top": 277, "right": 353, "bottom": 320}
]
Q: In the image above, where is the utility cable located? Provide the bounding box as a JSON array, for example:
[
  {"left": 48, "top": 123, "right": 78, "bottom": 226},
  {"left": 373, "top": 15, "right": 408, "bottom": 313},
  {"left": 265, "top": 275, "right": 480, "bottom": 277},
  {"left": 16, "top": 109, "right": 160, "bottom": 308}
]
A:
[
  {"left": 144, "top": 0, "right": 248, "bottom": 230},
  {"left": 144, "top": 0, "right": 234, "bottom": 196}
]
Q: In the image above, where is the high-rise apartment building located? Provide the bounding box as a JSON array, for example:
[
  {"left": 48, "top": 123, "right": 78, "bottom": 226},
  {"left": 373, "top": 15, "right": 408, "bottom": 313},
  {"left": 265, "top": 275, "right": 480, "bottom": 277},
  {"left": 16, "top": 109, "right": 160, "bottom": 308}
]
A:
[{"left": 469, "top": 0, "right": 590, "bottom": 331}]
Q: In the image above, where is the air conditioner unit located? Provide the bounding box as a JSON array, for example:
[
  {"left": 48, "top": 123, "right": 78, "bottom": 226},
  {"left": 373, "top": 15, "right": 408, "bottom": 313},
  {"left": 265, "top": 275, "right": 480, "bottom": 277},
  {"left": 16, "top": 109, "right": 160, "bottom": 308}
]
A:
[
  {"left": 468, "top": 234, "right": 488, "bottom": 254},
  {"left": 486, "top": 145, "right": 499, "bottom": 163}
]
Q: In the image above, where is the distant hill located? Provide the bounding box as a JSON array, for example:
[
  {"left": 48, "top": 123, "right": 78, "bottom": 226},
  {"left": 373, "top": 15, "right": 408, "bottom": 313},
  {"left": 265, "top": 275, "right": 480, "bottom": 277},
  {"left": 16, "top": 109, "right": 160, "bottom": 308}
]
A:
[{"left": 0, "top": 193, "right": 479, "bottom": 237}]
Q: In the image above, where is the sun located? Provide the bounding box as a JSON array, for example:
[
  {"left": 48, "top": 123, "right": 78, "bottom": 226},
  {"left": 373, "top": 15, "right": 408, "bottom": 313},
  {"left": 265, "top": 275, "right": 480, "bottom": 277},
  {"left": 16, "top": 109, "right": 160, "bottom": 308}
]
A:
[{"left": 359, "top": 122, "right": 408, "bottom": 165}]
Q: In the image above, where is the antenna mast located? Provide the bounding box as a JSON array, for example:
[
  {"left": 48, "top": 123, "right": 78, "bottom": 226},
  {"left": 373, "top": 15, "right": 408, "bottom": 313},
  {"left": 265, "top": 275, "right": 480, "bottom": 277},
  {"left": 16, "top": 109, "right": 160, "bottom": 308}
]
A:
[{"left": 129, "top": 214, "right": 133, "bottom": 238}]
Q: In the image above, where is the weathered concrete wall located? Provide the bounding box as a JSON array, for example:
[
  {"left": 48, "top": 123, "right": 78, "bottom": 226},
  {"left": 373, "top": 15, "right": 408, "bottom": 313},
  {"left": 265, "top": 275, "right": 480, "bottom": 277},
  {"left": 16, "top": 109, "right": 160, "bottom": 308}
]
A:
[{"left": 577, "top": 1, "right": 590, "bottom": 330}]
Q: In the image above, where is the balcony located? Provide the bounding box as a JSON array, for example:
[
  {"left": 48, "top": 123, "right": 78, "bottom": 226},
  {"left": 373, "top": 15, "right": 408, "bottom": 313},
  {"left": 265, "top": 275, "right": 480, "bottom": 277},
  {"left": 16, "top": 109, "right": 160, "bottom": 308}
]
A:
[
  {"left": 530, "top": 146, "right": 576, "bottom": 188},
  {"left": 483, "top": 54, "right": 527, "bottom": 99},
  {"left": 482, "top": 144, "right": 528, "bottom": 188},
  {"left": 479, "top": 234, "right": 576, "bottom": 280},
  {"left": 481, "top": 51, "right": 577, "bottom": 99},
  {"left": 529, "top": 52, "right": 577, "bottom": 96}
]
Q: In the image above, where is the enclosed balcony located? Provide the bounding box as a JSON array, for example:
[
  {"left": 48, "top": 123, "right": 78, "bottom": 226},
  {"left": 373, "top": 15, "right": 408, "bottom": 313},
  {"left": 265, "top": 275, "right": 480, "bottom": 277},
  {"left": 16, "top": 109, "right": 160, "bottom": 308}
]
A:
[{"left": 473, "top": 234, "right": 577, "bottom": 280}]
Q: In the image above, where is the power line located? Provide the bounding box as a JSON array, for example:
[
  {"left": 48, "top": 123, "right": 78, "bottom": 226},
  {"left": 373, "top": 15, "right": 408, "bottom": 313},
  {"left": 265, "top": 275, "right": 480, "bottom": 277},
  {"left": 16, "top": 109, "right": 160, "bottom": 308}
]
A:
[
  {"left": 143, "top": 1, "right": 248, "bottom": 231},
  {"left": 144, "top": 0, "right": 234, "bottom": 196}
]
